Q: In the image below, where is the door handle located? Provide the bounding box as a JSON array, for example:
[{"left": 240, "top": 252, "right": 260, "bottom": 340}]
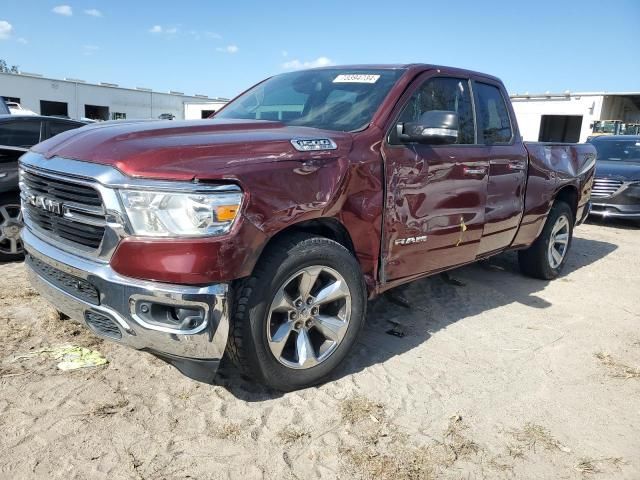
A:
[
  {"left": 507, "top": 161, "right": 527, "bottom": 171},
  {"left": 463, "top": 166, "right": 487, "bottom": 176}
]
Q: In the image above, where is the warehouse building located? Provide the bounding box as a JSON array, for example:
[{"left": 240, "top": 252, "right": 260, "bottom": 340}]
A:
[
  {"left": 511, "top": 91, "right": 640, "bottom": 143},
  {"left": 0, "top": 71, "right": 228, "bottom": 121}
]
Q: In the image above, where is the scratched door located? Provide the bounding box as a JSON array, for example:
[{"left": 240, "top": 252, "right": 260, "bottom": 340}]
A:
[{"left": 381, "top": 74, "right": 489, "bottom": 282}]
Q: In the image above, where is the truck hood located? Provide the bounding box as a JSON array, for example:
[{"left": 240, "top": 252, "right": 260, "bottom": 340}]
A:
[
  {"left": 31, "top": 119, "right": 353, "bottom": 181},
  {"left": 595, "top": 159, "right": 640, "bottom": 182}
]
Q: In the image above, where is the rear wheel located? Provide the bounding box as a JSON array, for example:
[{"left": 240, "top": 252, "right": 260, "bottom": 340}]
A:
[
  {"left": 518, "top": 201, "right": 574, "bottom": 280},
  {"left": 0, "top": 193, "right": 24, "bottom": 262},
  {"left": 227, "top": 233, "right": 366, "bottom": 391}
]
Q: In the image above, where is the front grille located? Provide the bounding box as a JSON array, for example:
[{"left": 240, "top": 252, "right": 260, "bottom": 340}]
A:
[
  {"left": 592, "top": 177, "right": 623, "bottom": 198},
  {"left": 85, "top": 311, "right": 122, "bottom": 339},
  {"left": 21, "top": 170, "right": 106, "bottom": 250},
  {"left": 27, "top": 254, "right": 100, "bottom": 305}
]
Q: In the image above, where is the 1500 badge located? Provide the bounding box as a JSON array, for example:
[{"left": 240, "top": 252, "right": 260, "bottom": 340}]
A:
[{"left": 394, "top": 236, "right": 427, "bottom": 246}]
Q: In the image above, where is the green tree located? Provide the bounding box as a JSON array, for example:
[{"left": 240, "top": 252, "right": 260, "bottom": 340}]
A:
[{"left": 0, "top": 59, "right": 19, "bottom": 73}]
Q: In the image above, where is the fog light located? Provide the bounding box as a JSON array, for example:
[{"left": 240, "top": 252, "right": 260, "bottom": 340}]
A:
[{"left": 132, "top": 299, "right": 206, "bottom": 332}]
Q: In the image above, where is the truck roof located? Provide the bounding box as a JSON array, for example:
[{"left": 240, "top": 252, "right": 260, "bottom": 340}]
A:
[{"left": 309, "top": 64, "right": 503, "bottom": 84}]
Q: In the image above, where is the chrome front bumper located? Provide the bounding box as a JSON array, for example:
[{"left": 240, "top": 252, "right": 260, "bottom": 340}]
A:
[{"left": 23, "top": 228, "right": 230, "bottom": 377}]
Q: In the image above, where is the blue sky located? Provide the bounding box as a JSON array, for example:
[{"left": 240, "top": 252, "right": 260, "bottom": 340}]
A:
[{"left": 1, "top": 0, "right": 639, "bottom": 99}]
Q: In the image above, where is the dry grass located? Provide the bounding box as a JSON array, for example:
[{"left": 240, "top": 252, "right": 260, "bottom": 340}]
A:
[
  {"left": 441, "top": 415, "right": 480, "bottom": 465},
  {"left": 341, "top": 412, "right": 483, "bottom": 480},
  {"left": 506, "top": 443, "right": 525, "bottom": 459},
  {"left": 214, "top": 422, "right": 242, "bottom": 441},
  {"left": 509, "top": 423, "right": 571, "bottom": 453},
  {"left": 341, "top": 445, "right": 439, "bottom": 480},
  {"left": 488, "top": 456, "right": 515, "bottom": 473},
  {"left": 574, "top": 457, "right": 625, "bottom": 476},
  {"left": 89, "top": 398, "right": 130, "bottom": 418},
  {"left": 0, "top": 287, "right": 38, "bottom": 301},
  {"left": 340, "top": 395, "right": 385, "bottom": 424},
  {"left": 277, "top": 426, "right": 311, "bottom": 445},
  {"left": 595, "top": 352, "right": 640, "bottom": 379}
]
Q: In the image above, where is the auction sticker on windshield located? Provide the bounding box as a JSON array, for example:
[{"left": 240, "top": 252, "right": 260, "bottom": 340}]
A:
[{"left": 333, "top": 74, "right": 380, "bottom": 83}]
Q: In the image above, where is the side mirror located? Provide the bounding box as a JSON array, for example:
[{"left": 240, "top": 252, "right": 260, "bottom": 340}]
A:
[{"left": 397, "top": 110, "right": 459, "bottom": 145}]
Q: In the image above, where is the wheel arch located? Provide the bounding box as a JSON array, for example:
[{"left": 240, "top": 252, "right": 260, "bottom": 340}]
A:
[
  {"left": 245, "top": 216, "right": 375, "bottom": 294},
  {"left": 553, "top": 184, "right": 579, "bottom": 222},
  {"left": 261, "top": 217, "right": 357, "bottom": 259}
]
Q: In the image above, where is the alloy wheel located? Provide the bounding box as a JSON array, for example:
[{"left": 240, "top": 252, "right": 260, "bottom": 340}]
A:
[
  {"left": 0, "top": 203, "right": 24, "bottom": 257},
  {"left": 548, "top": 214, "right": 570, "bottom": 269},
  {"left": 266, "top": 266, "right": 352, "bottom": 369}
]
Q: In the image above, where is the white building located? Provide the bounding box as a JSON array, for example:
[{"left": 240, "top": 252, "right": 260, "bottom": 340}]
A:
[
  {"left": 0, "top": 71, "right": 228, "bottom": 121},
  {"left": 511, "top": 92, "right": 640, "bottom": 143}
]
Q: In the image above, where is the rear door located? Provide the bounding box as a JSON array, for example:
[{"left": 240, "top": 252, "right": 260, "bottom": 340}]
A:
[
  {"left": 474, "top": 80, "right": 528, "bottom": 256},
  {"left": 381, "top": 73, "right": 490, "bottom": 281}
]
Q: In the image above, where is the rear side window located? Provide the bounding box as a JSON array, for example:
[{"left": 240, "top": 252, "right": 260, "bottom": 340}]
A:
[
  {"left": 49, "top": 121, "right": 81, "bottom": 137},
  {"left": 475, "top": 83, "right": 512, "bottom": 144},
  {"left": 0, "top": 120, "right": 42, "bottom": 148},
  {"left": 397, "top": 77, "right": 475, "bottom": 144}
]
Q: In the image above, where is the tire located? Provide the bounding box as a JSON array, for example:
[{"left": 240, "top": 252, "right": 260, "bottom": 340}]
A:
[
  {"left": 518, "top": 201, "right": 574, "bottom": 280},
  {"left": 227, "top": 233, "right": 366, "bottom": 391},
  {"left": 0, "top": 193, "right": 24, "bottom": 262}
]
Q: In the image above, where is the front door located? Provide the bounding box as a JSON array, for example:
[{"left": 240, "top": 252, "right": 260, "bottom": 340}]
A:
[
  {"left": 381, "top": 74, "right": 489, "bottom": 282},
  {"left": 473, "top": 81, "right": 528, "bottom": 256}
]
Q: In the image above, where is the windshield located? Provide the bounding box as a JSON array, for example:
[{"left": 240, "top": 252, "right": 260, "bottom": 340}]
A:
[
  {"left": 216, "top": 69, "right": 403, "bottom": 132},
  {"left": 592, "top": 139, "right": 640, "bottom": 161},
  {"left": 593, "top": 137, "right": 640, "bottom": 162}
]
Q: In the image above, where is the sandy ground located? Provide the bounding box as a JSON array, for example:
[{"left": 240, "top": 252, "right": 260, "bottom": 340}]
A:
[{"left": 0, "top": 219, "right": 639, "bottom": 480}]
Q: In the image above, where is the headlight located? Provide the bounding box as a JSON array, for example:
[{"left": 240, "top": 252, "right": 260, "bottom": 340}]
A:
[{"left": 118, "top": 189, "right": 243, "bottom": 237}]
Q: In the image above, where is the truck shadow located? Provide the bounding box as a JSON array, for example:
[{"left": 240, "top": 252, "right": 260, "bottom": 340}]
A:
[{"left": 215, "top": 236, "right": 617, "bottom": 401}]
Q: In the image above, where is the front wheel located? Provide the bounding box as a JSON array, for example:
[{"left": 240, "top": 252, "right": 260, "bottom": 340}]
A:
[
  {"left": 518, "top": 201, "right": 574, "bottom": 280},
  {"left": 0, "top": 193, "right": 24, "bottom": 262},
  {"left": 227, "top": 233, "right": 366, "bottom": 391}
]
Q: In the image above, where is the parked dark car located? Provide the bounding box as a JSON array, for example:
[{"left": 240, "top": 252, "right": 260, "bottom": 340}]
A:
[
  {"left": 588, "top": 135, "right": 640, "bottom": 220},
  {"left": 1, "top": 115, "right": 87, "bottom": 261}
]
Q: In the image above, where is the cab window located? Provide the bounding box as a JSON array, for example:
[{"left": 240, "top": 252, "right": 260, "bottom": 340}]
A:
[
  {"left": 475, "top": 83, "right": 513, "bottom": 144},
  {"left": 396, "top": 77, "right": 475, "bottom": 145}
]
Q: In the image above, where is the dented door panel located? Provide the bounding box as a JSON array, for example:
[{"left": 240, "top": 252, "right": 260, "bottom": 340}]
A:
[{"left": 381, "top": 143, "right": 488, "bottom": 281}]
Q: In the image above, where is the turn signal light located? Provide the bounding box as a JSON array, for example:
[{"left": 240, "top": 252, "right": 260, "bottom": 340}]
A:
[{"left": 217, "top": 205, "right": 239, "bottom": 221}]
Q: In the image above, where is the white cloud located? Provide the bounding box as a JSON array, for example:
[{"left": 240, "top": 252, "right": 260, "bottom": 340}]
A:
[
  {"left": 149, "top": 25, "right": 178, "bottom": 35},
  {"left": 282, "top": 56, "right": 333, "bottom": 70},
  {"left": 52, "top": 5, "right": 73, "bottom": 16},
  {"left": 17, "top": 37, "right": 28, "bottom": 44},
  {"left": 83, "top": 44, "right": 99, "bottom": 55},
  {"left": 84, "top": 9, "right": 102, "bottom": 17},
  {"left": 216, "top": 44, "right": 238, "bottom": 54},
  {"left": 205, "top": 31, "right": 222, "bottom": 39},
  {"left": 0, "top": 20, "right": 13, "bottom": 40}
]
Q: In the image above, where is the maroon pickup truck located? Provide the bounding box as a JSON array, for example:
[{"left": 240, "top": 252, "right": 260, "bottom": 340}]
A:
[{"left": 19, "top": 65, "right": 595, "bottom": 390}]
